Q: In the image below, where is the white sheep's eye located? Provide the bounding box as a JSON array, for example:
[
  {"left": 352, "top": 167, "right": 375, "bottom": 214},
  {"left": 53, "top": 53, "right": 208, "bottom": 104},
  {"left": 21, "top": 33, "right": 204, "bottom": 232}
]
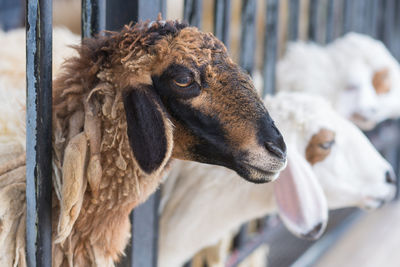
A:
[
  {"left": 346, "top": 84, "right": 359, "bottom": 91},
  {"left": 173, "top": 75, "right": 193, "bottom": 87},
  {"left": 319, "top": 140, "right": 335, "bottom": 150},
  {"left": 306, "top": 129, "right": 336, "bottom": 165}
]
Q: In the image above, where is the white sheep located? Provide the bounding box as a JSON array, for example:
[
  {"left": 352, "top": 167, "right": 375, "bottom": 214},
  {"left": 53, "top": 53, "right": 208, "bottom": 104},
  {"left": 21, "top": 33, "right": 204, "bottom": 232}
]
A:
[
  {"left": 158, "top": 92, "right": 396, "bottom": 267},
  {"left": 277, "top": 32, "right": 400, "bottom": 130}
]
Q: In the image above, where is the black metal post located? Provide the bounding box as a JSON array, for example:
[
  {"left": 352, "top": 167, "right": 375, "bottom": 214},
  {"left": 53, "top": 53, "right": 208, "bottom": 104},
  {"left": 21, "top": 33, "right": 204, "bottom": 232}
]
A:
[
  {"left": 214, "top": 0, "right": 231, "bottom": 48},
  {"left": 262, "top": 0, "right": 279, "bottom": 96},
  {"left": 25, "top": 0, "right": 52, "bottom": 266},
  {"left": 308, "top": 0, "right": 318, "bottom": 42},
  {"left": 106, "top": 0, "right": 165, "bottom": 31},
  {"left": 184, "top": 0, "right": 202, "bottom": 28},
  {"left": 288, "top": 0, "right": 300, "bottom": 41},
  {"left": 325, "top": 0, "right": 335, "bottom": 43},
  {"left": 342, "top": 0, "right": 353, "bottom": 34},
  {"left": 0, "top": 0, "right": 24, "bottom": 30},
  {"left": 354, "top": 0, "right": 366, "bottom": 33},
  {"left": 370, "top": 0, "right": 380, "bottom": 38},
  {"left": 393, "top": 0, "right": 400, "bottom": 60},
  {"left": 82, "top": 0, "right": 106, "bottom": 38},
  {"left": 131, "top": 192, "right": 161, "bottom": 267},
  {"left": 233, "top": 224, "right": 249, "bottom": 249},
  {"left": 105, "top": 2, "right": 164, "bottom": 266},
  {"left": 382, "top": 0, "right": 396, "bottom": 52},
  {"left": 239, "top": 0, "right": 257, "bottom": 75}
]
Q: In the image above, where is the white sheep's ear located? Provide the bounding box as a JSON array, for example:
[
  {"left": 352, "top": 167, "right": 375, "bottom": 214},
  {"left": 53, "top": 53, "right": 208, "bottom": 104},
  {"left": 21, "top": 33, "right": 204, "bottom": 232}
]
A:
[
  {"left": 273, "top": 147, "right": 328, "bottom": 240},
  {"left": 123, "top": 86, "right": 173, "bottom": 174}
]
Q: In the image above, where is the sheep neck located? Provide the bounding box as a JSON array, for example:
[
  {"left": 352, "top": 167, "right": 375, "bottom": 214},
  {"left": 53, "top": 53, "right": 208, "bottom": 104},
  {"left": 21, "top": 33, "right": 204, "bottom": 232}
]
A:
[{"left": 52, "top": 85, "right": 169, "bottom": 266}]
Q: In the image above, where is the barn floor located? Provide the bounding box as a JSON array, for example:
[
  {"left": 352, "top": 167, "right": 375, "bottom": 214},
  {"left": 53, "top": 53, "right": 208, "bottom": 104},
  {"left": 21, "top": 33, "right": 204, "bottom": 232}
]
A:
[{"left": 315, "top": 200, "right": 400, "bottom": 267}]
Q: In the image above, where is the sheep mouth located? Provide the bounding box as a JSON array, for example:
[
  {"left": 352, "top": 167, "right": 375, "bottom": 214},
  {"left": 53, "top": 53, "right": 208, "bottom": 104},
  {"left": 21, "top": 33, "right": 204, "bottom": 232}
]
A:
[
  {"left": 350, "top": 113, "right": 377, "bottom": 130},
  {"left": 235, "top": 163, "right": 281, "bottom": 184},
  {"left": 363, "top": 196, "right": 389, "bottom": 210}
]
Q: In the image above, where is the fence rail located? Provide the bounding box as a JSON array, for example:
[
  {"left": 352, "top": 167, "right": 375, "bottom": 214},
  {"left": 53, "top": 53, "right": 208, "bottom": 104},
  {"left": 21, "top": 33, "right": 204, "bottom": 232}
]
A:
[{"left": 25, "top": 0, "right": 53, "bottom": 266}]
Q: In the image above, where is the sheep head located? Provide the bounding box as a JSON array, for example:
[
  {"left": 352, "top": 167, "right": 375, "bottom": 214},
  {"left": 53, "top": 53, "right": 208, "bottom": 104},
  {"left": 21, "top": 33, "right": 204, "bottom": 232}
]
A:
[
  {"left": 266, "top": 92, "right": 396, "bottom": 211},
  {"left": 148, "top": 24, "right": 287, "bottom": 183},
  {"left": 55, "top": 20, "right": 287, "bottom": 184}
]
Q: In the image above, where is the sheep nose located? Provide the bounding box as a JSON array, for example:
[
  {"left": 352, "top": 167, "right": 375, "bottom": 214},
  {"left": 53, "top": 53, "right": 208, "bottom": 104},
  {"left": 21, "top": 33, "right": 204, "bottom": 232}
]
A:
[
  {"left": 385, "top": 170, "right": 397, "bottom": 185},
  {"left": 265, "top": 139, "right": 286, "bottom": 160},
  {"left": 300, "top": 222, "right": 325, "bottom": 240}
]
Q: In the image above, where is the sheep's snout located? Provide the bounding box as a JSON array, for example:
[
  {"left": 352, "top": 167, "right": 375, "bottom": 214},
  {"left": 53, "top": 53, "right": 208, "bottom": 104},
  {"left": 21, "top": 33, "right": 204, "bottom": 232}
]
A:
[
  {"left": 362, "top": 168, "right": 397, "bottom": 210},
  {"left": 299, "top": 222, "right": 325, "bottom": 240},
  {"left": 385, "top": 169, "right": 397, "bottom": 185},
  {"left": 264, "top": 139, "right": 286, "bottom": 161},
  {"left": 235, "top": 122, "right": 287, "bottom": 184}
]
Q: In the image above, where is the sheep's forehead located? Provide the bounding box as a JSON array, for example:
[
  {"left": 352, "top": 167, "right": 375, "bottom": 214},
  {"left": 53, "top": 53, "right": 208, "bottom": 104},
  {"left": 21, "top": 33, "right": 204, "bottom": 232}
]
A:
[
  {"left": 164, "top": 28, "right": 231, "bottom": 66},
  {"left": 266, "top": 93, "right": 336, "bottom": 143}
]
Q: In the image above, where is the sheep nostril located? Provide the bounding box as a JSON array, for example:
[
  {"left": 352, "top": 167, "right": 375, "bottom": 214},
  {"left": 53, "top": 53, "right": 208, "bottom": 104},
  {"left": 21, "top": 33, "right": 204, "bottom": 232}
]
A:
[
  {"left": 265, "top": 141, "right": 286, "bottom": 160},
  {"left": 385, "top": 170, "right": 397, "bottom": 185}
]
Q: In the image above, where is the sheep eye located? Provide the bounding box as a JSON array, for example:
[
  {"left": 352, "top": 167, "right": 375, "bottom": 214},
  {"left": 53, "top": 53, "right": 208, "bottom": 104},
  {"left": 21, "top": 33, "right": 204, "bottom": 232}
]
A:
[
  {"left": 305, "top": 129, "right": 336, "bottom": 165},
  {"left": 173, "top": 75, "right": 193, "bottom": 87},
  {"left": 319, "top": 140, "right": 335, "bottom": 150},
  {"left": 346, "top": 84, "right": 359, "bottom": 91}
]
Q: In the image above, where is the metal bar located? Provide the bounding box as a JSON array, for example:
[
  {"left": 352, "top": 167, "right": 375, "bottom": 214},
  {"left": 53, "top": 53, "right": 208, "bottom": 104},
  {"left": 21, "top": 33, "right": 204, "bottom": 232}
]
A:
[
  {"left": 0, "top": 0, "right": 24, "bottom": 31},
  {"left": 325, "top": 0, "right": 335, "bottom": 43},
  {"left": 383, "top": 0, "right": 396, "bottom": 52},
  {"left": 184, "top": 0, "right": 203, "bottom": 28},
  {"left": 288, "top": 0, "right": 300, "bottom": 41},
  {"left": 262, "top": 0, "right": 279, "bottom": 96},
  {"left": 129, "top": 2, "right": 164, "bottom": 263},
  {"left": 106, "top": 0, "right": 164, "bottom": 31},
  {"left": 226, "top": 222, "right": 278, "bottom": 267},
  {"left": 308, "top": 0, "right": 318, "bottom": 42},
  {"left": 233, "top": 224, "right": 249, "bottom": 249},
  {"left": 25, "top": 0, "right": 53, "bottom": 266},
  {"left": 370, "top": 0, "right": 380, "bottom": 38},
  {"left": 376, "top": 0, "right": 386, "bottom": 41},
  {"left": 131, "top": 190, "right": 161, "bottom": 267},
  {"left": 330, "top": 0, "right": 344, "bottom": 39},
  {"left": 214, "top": 0, "right": 231, "bottom": 48},
  {"left": 352, "top": 0, "right": 365, "bottom": 33},
  {"left": 291, "top": 210, "right": 363, "bottom": 267},
  {"left": 396, "top": 121, "right": 400, "bottom": 199},
  {"left": 239, "top": 0, "right": 257, "bottom": 74},
  {"left": 81, "top": 0, "right": 106, "bottom": 38},
  {"left": 106, "top": 0, "right": 136, "bottom": 31},
  {"left": 364, "top": 0, "right": 373, "bottom": 35},
  {"left": 394, "top": 0, "right": 400, "bottom": 61},
  {"left": 342, "top": 0, "right": 353, "bottom": 34},
  {"left": 106, "top": 2, "right": 163, "bottom": 266}
]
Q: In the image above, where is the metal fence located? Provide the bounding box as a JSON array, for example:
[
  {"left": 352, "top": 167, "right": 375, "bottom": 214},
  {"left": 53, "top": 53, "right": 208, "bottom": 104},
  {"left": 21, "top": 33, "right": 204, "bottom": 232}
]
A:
[{"left": 0, "top": 0, "right": 398, "bottom": 266}]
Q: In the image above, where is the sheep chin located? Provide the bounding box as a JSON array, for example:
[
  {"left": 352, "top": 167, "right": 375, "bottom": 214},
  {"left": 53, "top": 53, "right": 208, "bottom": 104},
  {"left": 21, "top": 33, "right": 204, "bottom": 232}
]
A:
[{"left": 234, "top": 163, "right": 282, "bottom": 184}]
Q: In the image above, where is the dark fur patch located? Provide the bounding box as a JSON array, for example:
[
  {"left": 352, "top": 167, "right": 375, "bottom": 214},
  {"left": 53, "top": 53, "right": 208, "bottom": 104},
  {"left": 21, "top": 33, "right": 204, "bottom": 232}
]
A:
[
  {"left": 256, "top": 117, "right": 286, "bottom": 157},
  {"left": 123, "top": 87, "right": 167, "bottom": 174},
  {"left": 61, "top": 21, "right": 189, "bottom": 92},
  {"left": 144, "top": 21, "right": 188, "bottom": 46},
  {"left": 152, "top": 65, "right": 231, "bottom": 163},
  {"left": 152, "top": 64, "right": 201, "bottom": 99}
]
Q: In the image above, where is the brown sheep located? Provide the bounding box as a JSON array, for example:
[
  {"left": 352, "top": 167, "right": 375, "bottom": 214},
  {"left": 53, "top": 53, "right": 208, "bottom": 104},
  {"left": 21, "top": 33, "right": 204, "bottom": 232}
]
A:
[{"left": 1, "top": 20, "right": 287, "bottom": 266}]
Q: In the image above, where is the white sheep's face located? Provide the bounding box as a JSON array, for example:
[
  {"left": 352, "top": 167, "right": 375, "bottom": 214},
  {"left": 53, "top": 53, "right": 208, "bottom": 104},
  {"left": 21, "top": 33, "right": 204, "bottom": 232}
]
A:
[
  {"left": 337, "top": 60, "right": 399, "bottom": 130},
  {"left": 311, "top": 116, "right": 396, "bottom": 210},
  {"left": 269, "top": 93, "right": 396, "bottom": 211}
]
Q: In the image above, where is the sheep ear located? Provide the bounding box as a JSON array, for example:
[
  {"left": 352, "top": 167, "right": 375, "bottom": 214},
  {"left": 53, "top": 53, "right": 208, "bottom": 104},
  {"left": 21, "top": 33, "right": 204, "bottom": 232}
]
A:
[
  {"left": 123, "top": 87, "right": 171, "bottom": 174},
  {"left": 273, "top": 148, "right": 328, "bottom": 240}
]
